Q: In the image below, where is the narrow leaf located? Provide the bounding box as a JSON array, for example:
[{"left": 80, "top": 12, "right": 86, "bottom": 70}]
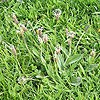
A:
[{"left": 66, "top": 54, "right": 82, "bottom": 65}]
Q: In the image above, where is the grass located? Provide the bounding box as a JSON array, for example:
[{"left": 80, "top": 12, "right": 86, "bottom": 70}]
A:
[{"left": 0, "top": 0, "right": 100, "bottom": 100}]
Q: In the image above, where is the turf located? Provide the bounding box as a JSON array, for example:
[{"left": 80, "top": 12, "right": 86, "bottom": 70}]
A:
[{"left": 0, "top": 0, "right": 100, "bottom": 100}]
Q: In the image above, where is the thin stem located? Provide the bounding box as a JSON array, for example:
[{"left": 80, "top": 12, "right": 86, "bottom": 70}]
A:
[{"left": 73, "top": 32, "right": 85, "bottom": 52}]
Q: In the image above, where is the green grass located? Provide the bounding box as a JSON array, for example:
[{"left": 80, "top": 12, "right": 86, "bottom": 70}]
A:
[{"left": 0, "top": 0, "right": 100, "bottom": 100}]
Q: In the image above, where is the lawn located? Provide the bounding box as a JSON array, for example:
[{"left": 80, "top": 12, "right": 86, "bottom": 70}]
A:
[{"left": 0, "top": 0, "right": 100, "bottom": 100}]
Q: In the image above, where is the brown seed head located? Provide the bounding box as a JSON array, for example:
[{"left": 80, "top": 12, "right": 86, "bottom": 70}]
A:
[
  {"left": 43, "top": 34, "right": 48, "bottom": 43},
  {"left": 68, "top": 31, "right": 75, "bottom": 38},
  {"left": 10, "top": 44, "right": 17, "bottom": 56},
  {"left": 12, "top": 13, "right": 19, "bottom": 24},
  {"left": 55, "top": 46, "right": 61, "bottom": 54},
  {"left": 20, "top": 24, "right": 28, "bottom": 32},
  {"left": 53, "top": 9, "right": 62, "bottom": 20},
  {"left": 66, "top": 28, "right": 69, "bottom": 36},
  {"left": 90, "top": 49, "right": 96, "bottom": 57},
  {"left": 36, "top": 27, "right": 43, "bottom": 37}
]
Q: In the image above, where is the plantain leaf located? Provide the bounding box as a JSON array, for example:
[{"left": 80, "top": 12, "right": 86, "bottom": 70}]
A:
[
  {"left": 71, "top": 77, "right": 82, "bottom": 86},
  {"left": 66, "top": 54, "right": 82, "bottom": 65}
]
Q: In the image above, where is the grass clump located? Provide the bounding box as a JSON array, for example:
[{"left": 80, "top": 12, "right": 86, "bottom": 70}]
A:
[{"left": 0, "top": 0, "right": 100, "bottom": 100}]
